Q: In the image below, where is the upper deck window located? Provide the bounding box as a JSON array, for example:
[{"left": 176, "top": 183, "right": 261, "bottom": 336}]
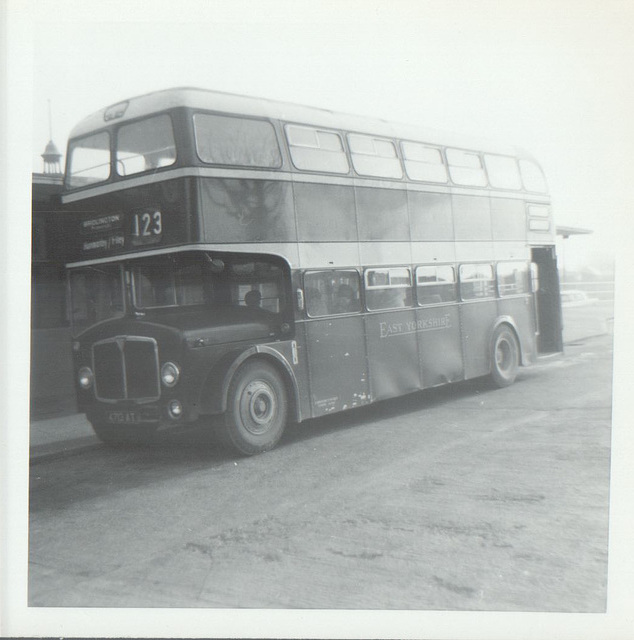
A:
[
  {"left": 401, "top": 142, "right": 448, "bottom": 183},
  {"left": 347, "top": 134, "right": 403, "bottom": 179},
  {"left": 285, "top": 125, "right": 349, "bottom": 174},
  {"left": 194, "top": 114, "right": 282, "bottom": 168},
  {"left": 116, "top": 115, "right": 176, "bottom": 176},
  {"left": 67, "top": 132, "right": 111, "bottom": 189},
  {"left": 484, "top": 154, "right": 522, "bottom": 190},
  {"left": 519, "top": 159, "right": 548, "bottom": 193},
  {"left": 446, "top": 148, "right": 487, "bottom": 187}
]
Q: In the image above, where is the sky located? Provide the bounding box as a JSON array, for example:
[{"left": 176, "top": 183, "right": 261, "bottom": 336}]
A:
[{"left": 28, "top": 0, "right": 633, "bottom": 273}]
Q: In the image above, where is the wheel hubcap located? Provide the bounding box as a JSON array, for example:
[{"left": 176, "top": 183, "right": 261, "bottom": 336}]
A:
[
  {"left": 496, "top": 339, "right": 512, "bottom": 372},
  {"left": 241, "top": 380, "right": 276, "bottom": 433}
]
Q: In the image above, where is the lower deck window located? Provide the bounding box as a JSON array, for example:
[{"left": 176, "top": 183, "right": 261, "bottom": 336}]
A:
[
  {"left": 459, "top": 264, "right": 496, "bottom": 300},
  {"left": 304, "top": 270, "right": 361, "bottom": 317},
  {"left": 365, "top": 267, "right": 412, "bottom": 310},
  {"left": 416, "top": 265, "right": 457, "bottom": 305},
  {"left": 497, "top": 262, "right": 530, "bottom": 296}
]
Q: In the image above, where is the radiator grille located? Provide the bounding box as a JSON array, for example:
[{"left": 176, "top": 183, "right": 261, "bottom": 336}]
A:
[{"left": 93, "top": 336, "right": 160, "bottom": 402}]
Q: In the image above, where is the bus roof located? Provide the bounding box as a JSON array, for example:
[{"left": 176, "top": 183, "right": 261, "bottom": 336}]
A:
[{"left": 68, "top": 87, "right": 533, "bottom": 160}]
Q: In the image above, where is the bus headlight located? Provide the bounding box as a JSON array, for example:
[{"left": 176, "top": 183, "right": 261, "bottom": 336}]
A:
[
  {"left": 161, "top": 362, "right": 180, "bottom": 387},
  {"left": 78, "top": 366, "right": 94, "bottom": 390}
]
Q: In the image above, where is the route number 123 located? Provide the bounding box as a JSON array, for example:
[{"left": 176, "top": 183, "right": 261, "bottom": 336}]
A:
[{"left": 132, "top": 211, "right": 162, "bottom": 237}]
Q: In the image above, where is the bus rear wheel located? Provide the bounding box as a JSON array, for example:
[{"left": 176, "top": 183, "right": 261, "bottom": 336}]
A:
[
  {"left": 223, "top": 360, "right": 288, "bottom": 455},
  {"left": 90, "top": 421, "right": 158, "bottom": 446},
  {"left": 490, "top": 325, "right": 520, "bottom": 388}
]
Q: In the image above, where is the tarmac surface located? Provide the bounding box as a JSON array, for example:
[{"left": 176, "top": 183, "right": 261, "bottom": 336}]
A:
[
  {"left": 28, "top": 328, "right": 615, "bottom": 611},
  {"left": 29, "top": 300, "right": 614, "bottom": 462}
]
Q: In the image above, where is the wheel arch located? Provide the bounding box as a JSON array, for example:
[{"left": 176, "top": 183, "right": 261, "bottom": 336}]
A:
[{"left": 220, "top": 347, "right": 302, "bottom": 423}]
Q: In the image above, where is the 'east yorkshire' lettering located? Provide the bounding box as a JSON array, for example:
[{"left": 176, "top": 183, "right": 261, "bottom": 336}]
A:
[{"left": 379, "top": 315, "right": 452, "bottom": 339}]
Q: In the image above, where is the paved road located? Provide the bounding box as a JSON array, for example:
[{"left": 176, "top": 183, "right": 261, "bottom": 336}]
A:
[{"left": 28, "top": 334, "right": 613, "bottom": 611}]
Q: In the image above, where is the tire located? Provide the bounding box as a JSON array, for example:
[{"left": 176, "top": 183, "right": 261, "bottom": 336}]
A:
[
  {"left": 90, "top": 421, "right": 158, "bottom": 446},
  {"left": 490, "top": 325, "right": 520, "bottom": 388},
  {"left": 222, "top": 360, "right": 288, "bottom": 455}
]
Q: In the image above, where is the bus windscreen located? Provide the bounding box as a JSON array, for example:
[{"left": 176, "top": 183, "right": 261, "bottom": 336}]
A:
[{"left": 69, "top": 265, "right": 125, "bottom": 335}]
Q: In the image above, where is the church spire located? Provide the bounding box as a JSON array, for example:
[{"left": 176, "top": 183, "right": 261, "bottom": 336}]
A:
[{"left": 41, "top": 100, "right": 62, "bottom": 174}]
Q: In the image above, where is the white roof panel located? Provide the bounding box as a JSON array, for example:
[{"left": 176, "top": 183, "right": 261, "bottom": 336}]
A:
[{"left": 68, "top": 87, "right": 532, "bottom": 160}]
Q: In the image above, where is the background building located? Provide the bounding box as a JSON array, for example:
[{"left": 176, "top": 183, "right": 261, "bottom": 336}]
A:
[{"left": 31, "top": 141, "right": 75, "bottom": 418}]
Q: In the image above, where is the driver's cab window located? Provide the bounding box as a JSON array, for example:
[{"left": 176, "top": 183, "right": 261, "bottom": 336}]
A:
[
  {"left": 132, "top": 256, "right": 205, "bottom": 309},
  {"left": 226, "top": 260, "right": 285, "bottom": 314}
]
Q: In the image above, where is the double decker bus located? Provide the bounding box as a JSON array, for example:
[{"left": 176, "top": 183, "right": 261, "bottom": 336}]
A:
[{"left": 62, "top": 87, "right": 562, "bottom": 455}]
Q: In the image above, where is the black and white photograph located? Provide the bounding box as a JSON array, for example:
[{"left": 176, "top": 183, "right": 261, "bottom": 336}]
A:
[{"left": 2, "top": 0, "right": 633, "bottom": 637}]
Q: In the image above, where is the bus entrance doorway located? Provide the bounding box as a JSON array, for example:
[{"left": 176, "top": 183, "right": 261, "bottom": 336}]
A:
[{"left": 532, "top": 246, "right": 563, "bottom": 354}]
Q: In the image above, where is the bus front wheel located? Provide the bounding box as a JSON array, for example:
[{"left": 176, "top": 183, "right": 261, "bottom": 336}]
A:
[
  {"left": 490, "top": 325, "right": 520, "bottom": 388},
  {"left": 223, "top": 360, "right": 288, "bottom": 455}
]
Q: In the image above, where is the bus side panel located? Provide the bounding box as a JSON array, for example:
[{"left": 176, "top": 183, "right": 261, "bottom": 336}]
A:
[
  {"left": 453, "top": 195, "right": 492, "bottom": 241},
  {"left": 304, "top": 316, "right": 370, "bottom": 417},
  {"left": 292, "top": 321, "right": 316, "bottom": 422},
  {"left": 491, "top": 198, "right": 527, "bottom": 242},
  {"left": 527, "top": 206, "right": 557, "bottom": 245},
  {"left": 364, "top": 310, "right": 421, "bottom": 401},
  {"left": 416, "top": 305, "right": 464, "bottom": 387},
  {"left": 497, "top": 295, "right": 537, "bottom": 364},
  {"left": 199, "top": 177, "right": 296, "bottom": 242},
  {"left": 408, "top": 191, "right": 453, "bottom": 241},
  {"left": 460, "top": 301, "right": 498, "bottom": 379},
  {"left": 294, "top": 182, "right": 357, "bottom": 242},
  {"left": 356, "top": 186, "right": 410, "bottom": 241}
]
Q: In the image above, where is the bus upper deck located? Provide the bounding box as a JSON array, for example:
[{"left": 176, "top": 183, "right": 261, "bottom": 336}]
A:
[{"left": 61, "top": 87, "right": 554, "bottom": 270}]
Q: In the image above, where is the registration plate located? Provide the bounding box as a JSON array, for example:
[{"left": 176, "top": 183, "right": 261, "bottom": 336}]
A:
[{"left": 108, "top": 411, "right": 141, "bottom": 424}]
